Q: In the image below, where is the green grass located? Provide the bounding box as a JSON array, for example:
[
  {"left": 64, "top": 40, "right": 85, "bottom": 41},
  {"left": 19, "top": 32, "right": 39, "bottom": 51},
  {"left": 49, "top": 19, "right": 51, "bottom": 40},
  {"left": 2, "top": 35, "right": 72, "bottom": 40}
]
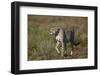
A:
[{"left": 28, "top": 15, "right": 88, "bottom": 61}]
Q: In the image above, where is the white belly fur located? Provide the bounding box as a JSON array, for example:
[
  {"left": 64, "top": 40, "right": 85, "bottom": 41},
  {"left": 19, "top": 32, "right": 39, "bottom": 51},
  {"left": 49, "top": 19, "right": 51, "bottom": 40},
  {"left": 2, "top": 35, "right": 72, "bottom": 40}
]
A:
[{"left": 56, "top": 35, "right": 62, "bottom": 41}]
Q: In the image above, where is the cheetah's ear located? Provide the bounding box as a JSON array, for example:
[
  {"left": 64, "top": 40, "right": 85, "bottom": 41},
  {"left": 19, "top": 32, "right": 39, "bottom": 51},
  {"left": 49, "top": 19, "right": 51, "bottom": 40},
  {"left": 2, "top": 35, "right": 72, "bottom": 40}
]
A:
[{"left": 56, "top": 28, "right": 60, "bottom": 33}]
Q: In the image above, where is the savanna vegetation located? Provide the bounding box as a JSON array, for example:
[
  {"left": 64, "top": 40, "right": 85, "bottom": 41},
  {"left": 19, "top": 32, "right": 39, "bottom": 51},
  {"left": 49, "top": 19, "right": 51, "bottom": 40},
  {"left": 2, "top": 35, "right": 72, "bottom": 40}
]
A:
[{"left": 28, "top": 15, "right": 88, "bottom": 61}]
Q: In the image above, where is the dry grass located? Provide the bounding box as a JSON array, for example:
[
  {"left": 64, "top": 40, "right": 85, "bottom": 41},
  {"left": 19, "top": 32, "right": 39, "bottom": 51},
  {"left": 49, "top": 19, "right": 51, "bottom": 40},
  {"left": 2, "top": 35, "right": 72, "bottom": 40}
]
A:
[{"left": 28, "top": 15, "right": 88, "bottom": 61}]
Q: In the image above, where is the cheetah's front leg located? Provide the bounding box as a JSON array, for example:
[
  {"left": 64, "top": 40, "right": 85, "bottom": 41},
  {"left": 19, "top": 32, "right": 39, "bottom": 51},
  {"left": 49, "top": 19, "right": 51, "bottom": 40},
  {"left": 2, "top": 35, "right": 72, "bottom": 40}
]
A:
[{"left": 55, "top": 41, "right": 60, "bottom": 54}]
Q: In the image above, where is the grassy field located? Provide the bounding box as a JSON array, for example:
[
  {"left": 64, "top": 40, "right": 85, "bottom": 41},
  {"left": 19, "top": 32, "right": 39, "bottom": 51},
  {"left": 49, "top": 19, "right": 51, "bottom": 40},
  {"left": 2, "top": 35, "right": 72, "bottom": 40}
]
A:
[{"left": 28, "top": 15, "right": 88, "bottom": 61}]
